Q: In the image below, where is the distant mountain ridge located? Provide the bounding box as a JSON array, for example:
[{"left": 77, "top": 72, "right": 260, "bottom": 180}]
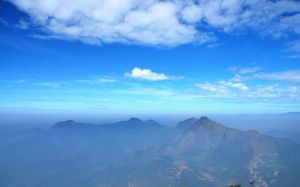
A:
[
  {"left": 86, "top": 116, "right": 300, "bottom": 187},
  {"left": 1, "top": 116, "right": 300, "bottom": 187},
  {"left": 51, "top": 117, "right": 164, "bottom": 131},
  {"left": 51, "top": 120, "right": 92, "bottom": 130}
]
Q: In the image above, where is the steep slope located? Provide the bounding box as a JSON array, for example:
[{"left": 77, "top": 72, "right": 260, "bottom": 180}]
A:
[
  {"left": 88, "top": 117, "right": 300, "bottom": 187},
  {"left": 176, "top": 117, "right": 198, "bottom": 130}
]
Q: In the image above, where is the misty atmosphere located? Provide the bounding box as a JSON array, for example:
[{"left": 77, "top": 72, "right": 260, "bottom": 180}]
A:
[
  {"left": 1, "top": 114, "right": 300, "bottom": 187},
  {"left": 1, "top": 0, "right": 300, "bottom": 186}
]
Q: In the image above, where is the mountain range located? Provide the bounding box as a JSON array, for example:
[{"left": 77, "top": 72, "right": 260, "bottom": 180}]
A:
[{"left": 0, "top": 116, "right": 299, "bottom": 187}]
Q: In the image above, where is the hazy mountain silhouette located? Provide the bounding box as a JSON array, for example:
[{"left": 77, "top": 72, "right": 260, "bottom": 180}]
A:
[
  {"left": 86, "top": 117, "right": 300, "bottom": 187},
  {"left": 0, "top": 118, "right": 172, "bottom": 187},
  {"left": 52, "top": 118, "right": 164, "bottom": 132},
  {"left": 264, "top": 130, "right": 300, "bottom": 144},
  {"left": 1, "top": 117, "right": 300, "bottom": 187}
]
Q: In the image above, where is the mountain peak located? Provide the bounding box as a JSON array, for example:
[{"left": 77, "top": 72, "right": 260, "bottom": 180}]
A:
[
  {"left": 189, "top": 116, "right": 224, "bottom": 131},
  {"left": 196, "top": 116, "right": 213, "bottom": 126},
  {"left": 128, "top": 117, "right": 143, "bottom": 123},
  {"left": 198, "top": 116, "right": 209, "bottom": 122},
  {"left": 51, "top": 120, "right": 83, "bottom": 130}
]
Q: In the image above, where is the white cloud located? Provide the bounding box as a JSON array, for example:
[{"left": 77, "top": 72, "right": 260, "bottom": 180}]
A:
[
  {"left": 181, "top": 4, "right": 203, "bottom": 24},
  {"left": 254, "top": 69, "right": 300, "bottom": 82},
  {"left": 244, "top": 85, "right": 300, "bottom": 100},
  {"left": 195, "top": 80, "right": 300, "bottom": 102},
  {"left": 9, "top": 0, "right": 211, "bottom": 46},
  {"left": 195, "top": 80, "right": 248, "bottom": 95},
  {"left": 125, "top": 67, "right": 179, "bottom": 81},
  {"left": 195, "top": 83, "right": 229, "bottom": 94},
  {"left": 8, "top": 0, "right": 300, "bottom": 46},
  {"left": 219, "top": 81, "right": 249, "bottom": 91}
]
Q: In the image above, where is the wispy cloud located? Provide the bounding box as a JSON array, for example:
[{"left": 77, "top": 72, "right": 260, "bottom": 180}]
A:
[
  {"left": 195, "top": 80, "right": 300, "bottom": 102},
  {"left": 125, "top": 67, "right": 181, "bottom": 81},
  {"left": 226, "top": 67, "right": 300, "bottom": 82},
  {"left": 33, "top": 82, "right": 64, "bottom": 89},
  {"left": 287, "top": 40, "right": 300, "bottom": 53},
  {"left": 14, "top": 79, "right": 26, "bottom": 84},
  {"left": 196, "top": 81, "right": 249, "bottom": 95},
  {"left": 77, "top": 77, "right": 117, "bottom": 84},
  {"left": 285, "top": 40, "right": 300, "bottom": 58},
  {"left": 195, "top": 83, "right": 229, "bottom": 94},
  {"left": 0, "top": 79, "right": 27, "bottom": 84},
  {"left": 195, "top": 67, "right": 300, "bottom": 101},
  {"left": 98, "top": 78, "right": 117, "bottom": 83},
  {"left": 253, "top": 69, "right": 300, "bottom": 82},
  {"left": 8, "top": 0, "right": 300, "bottom": 47},
  {"left": 227, "top": 66, "right": 262, "bottom": 82},
  {"left": 227, "top": 66, "right": 261, "bottom": 75},
  {"left": 16, "top": 19, "right": 29, "bottom": 30}
]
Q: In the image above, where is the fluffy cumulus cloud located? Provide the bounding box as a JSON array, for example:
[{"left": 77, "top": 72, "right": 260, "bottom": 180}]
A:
[
  {"left": 125, "top": 67, "right": 178, "bottom": 81},
  {"left": 7, "top": 0, "right": 300, "bottom": 46}
]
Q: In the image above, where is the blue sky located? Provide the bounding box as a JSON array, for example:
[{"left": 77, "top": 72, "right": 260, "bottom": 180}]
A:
[{"left": 1, "top": 0, "right": 300, "bottom": 115}]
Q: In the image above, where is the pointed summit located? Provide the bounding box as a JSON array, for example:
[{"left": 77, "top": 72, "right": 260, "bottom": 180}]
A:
[
  {"left": 108, "top": 117, "right": 145, "bottom": 129},
  {"left": 198, "top": 116, "right": 210, "bottom": 122},
  {"left": 189, "top": 116, "right": 225, "bottom": 132},
  {"left": 197, "top": 116, "right": 213, "bottom": 126}
]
